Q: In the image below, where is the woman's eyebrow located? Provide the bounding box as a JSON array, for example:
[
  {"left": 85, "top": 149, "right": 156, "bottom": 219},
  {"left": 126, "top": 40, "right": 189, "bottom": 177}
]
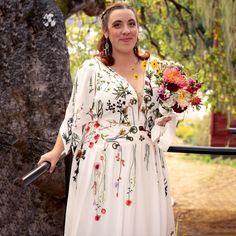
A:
[
  {"left": 112, "top": 20, "right": 123, "bottom": 24},
  {"left": 112, "top": 18, "right": 136, "bottom": 24}
]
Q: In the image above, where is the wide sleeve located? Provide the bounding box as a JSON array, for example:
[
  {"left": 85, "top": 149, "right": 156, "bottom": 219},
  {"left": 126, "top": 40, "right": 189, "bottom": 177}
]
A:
[
  {"left": 59, "top": 59, "right": 96, "bottom": 154},
  {"left": 151, "top": 108, "right": 179, "bottom": 151}
]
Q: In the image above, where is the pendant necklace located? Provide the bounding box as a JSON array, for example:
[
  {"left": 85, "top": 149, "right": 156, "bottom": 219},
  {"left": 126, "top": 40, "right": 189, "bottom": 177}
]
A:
[{"left": 131, "top": 59, "right": 140, "bottom": 80}]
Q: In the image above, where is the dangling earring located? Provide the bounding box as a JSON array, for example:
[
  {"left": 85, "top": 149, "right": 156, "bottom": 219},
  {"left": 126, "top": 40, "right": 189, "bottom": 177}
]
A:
[
  {"left": 133, "top": 45, "right": 138, "bottom": 54},
  {"left": 133, "top": 41, "right": 139, "bottom": 54},
  {"left": 104, "top": 38, "right": 110, "bottom": 56}
]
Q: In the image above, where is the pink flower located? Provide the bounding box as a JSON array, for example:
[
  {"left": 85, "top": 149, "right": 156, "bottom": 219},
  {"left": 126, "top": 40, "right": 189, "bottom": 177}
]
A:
[
  {"left": 85, "top": 126, "right": 90, "bottom": 132},
  {"left": 126, "top": 199, "right": 132, "bottom": 206},
  {"left": 89, "top": 142, "right": 94, "bottom": 148},
  {"left": 94, "top": 134, "right": 100, "bottom": 142},
  {"left": 158, "top": 85, "right": 169, "bottom": 100},
  {"left": 101, "top": 208, "right": 106, "bottom": 214},
  {"left": 94, "top": 121, "right": 100, "bottom": 128},
  {"left": 95, "top": 214, "right": 101, "bottom": 221},
  {"left": 94, "top": 162, "right": 100, "bottom": 170}
]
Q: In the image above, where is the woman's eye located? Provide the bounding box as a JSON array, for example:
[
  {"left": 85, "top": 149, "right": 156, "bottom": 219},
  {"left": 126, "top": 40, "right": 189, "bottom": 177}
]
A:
[
  {"left": 129, "top": 21, "right": 136, "bottom": 27},
  {"left": 113, "top": 23, "right": 121, "bottom": 28}
]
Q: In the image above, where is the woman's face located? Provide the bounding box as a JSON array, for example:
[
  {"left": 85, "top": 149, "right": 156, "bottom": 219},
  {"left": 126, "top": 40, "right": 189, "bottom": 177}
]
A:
[{"left": 105, "top": 9, "right": 138, "bottom": 55}]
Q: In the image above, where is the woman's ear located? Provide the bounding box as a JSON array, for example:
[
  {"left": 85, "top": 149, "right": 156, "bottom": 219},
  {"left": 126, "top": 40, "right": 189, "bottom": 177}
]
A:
[{"left": 103, "top": 29, "right": 108, "bottom": 39}]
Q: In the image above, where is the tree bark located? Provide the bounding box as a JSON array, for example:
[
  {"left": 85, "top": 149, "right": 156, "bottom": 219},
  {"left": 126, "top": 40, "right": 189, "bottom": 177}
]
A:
[{"left": 0, "top": 0, "right": 104, "bottom": 235}]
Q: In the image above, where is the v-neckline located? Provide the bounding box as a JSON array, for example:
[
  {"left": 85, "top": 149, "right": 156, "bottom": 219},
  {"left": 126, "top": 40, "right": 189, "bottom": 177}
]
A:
[
  {"left": 110, "top": 67, "right": 146, "bottom": 109},
  {"left": 95, "top": 57, "right": 151, "bottom": 115},
  {"left": 97, "top": 58, "right": 149, "bottom": 110}
]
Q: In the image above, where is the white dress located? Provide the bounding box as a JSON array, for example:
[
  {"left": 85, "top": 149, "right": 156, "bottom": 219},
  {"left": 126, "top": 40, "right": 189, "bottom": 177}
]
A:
[{"left": 60, "top": 56, "right": 177, "bottom": 236}]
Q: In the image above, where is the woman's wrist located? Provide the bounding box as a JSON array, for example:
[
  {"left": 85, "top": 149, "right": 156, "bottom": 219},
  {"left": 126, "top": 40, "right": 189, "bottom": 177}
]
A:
[{"left": 52, "top": 146, "right": 64, "bottom": 157}]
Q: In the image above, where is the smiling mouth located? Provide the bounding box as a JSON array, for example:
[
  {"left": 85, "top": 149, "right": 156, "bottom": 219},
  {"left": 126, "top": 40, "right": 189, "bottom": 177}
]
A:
[{"left": 120, "top": 38, "right": 133, "bottom": 42}]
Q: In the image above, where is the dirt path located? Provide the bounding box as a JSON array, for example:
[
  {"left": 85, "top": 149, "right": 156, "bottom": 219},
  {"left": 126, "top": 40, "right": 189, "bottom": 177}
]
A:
[{"left": 166, "top": 153, "right": 236, "bottom": 236}]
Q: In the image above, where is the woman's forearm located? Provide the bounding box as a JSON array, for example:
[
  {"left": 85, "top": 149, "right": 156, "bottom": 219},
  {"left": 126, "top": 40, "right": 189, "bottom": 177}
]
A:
[{"left": 52, "top": 134, "right": 65, "bottom": 155}]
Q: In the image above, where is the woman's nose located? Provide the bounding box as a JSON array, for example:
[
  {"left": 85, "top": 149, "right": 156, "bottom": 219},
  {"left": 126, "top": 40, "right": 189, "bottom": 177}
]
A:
[{"left": 122, "top": 25, "right": 131, "bottom": 34}]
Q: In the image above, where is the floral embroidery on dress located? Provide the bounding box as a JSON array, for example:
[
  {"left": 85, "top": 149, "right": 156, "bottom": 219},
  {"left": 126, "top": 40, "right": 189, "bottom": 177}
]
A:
[
  {"left": 61, "top": 56, "right": 178, "bottom": 234},
  {"left": 92, "top": 148, "right": 107, "bottom": 221}
]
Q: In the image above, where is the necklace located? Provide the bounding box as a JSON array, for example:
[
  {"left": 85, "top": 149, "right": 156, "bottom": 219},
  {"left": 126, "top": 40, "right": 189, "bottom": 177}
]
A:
[{"left": 131, "top": 58, "right": 140, "bottom": 80}]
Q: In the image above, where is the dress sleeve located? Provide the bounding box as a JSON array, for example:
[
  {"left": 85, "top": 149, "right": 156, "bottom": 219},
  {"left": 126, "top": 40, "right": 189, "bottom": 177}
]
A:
[
  {"left": 151, "top": 110, "right": 178, "bottom": 151},
  {"left": 148, "top": 56, "right": 182, "bottom": 151},
  {"left": 59, "top": 59, "right": 96, "bottom": 154}
]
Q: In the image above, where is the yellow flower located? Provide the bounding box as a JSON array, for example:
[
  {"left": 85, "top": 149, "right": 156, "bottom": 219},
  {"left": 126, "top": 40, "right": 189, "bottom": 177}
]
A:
[
  {"left": 119, "top": 129, "right": 126, "bottom": 135},
  {"left": 141, "top": 60, "right": 147, "bottom": 70},
  {"left": 155, "top": 67, "right": 161, "bottom": 76},
  {"left": 150, "top": 59, "right": 159, "bottom": 70},
  {"left": 133, "top": 73, "right": 139, "bottom": 80}
]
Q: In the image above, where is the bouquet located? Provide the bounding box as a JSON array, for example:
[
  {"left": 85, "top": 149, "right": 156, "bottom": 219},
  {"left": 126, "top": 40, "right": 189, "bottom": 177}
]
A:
[
  {"left": 149, "top": 59, "right": 202, "bottom": 150},
  {"left": 153, "top": 60, "right": 202, "bottom": 113}
]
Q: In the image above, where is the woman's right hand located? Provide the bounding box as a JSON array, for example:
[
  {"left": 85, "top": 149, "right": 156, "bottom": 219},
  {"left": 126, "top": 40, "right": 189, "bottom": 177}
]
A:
[{"left": 38, "top": 149, "right": 62, "bottom": 174}]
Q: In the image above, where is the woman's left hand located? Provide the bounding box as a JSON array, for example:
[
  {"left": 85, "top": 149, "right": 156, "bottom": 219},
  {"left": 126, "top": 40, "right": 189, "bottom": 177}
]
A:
[{"left": 157, "top": 116, "right": 172, "bottom": 126}]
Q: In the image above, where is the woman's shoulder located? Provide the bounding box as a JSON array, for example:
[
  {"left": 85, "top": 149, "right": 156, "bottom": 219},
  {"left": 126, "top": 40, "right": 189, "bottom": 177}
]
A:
[
  {"left": 75, "top": 57, "right": 100, "bottom": 75},
  {"left": 80, "top": 57, "right": 99, "bottom": 68}
]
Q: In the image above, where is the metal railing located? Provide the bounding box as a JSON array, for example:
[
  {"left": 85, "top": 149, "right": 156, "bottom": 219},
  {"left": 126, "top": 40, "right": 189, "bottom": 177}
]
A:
[
  {"left": 228, "top": 128, "right": 236, "bottom": 135},
  {"left": 168, "top": 145, "right": 236, "bottom": 155},
  {"left": 15, "top": 145, "right": 236, "bottom": 187}
]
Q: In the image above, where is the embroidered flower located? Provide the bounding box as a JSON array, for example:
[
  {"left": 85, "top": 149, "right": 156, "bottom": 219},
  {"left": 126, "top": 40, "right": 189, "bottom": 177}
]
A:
[
  {"left": 126, "top": 199, "right": 132, "bottom": 206},
  {"left": 121, "top": 159, "right": 125, "bottom": 166},
  {"left": 85, "top": 125, "right": 90, "bottom": 132},
  {"left": 76, "top": 149, "right": 85, "bottom": 159},
  {"left": 94, "top": 134, "right": 100, "bottom": 142},
  {"left": 139, "top": 135, "right": 145, "bottom": 141},
  {"left": 89, "top": 142, "right": 94, "bottom": 148},
  {"left": 94, "top": 162, "right": 100, "bottom": 170},
  {"left": 101, "top": 208, "right": 106, "bottom": 214},
  {"left": 94, "top": 121, "right": 100, "bottom": 128},
  {"left": 95, "top": 214, "right": 101, "bottom": 221}
]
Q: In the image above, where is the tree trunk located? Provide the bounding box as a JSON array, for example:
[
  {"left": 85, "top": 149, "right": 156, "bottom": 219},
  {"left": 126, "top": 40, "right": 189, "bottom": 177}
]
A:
[{"left": 0, "top": 0, "right": 104, "bottom": 235}]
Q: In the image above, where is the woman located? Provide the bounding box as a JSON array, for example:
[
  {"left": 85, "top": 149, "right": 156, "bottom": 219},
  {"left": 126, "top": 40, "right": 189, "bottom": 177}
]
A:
[{"left": 38, "top": 2, "right": 176, "bottom": 235}]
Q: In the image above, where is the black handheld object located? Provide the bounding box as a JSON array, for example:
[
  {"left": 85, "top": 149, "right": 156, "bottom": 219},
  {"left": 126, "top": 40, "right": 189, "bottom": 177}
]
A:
[{"left": 14, "top": 161, "right": 51, "bottom": 187}]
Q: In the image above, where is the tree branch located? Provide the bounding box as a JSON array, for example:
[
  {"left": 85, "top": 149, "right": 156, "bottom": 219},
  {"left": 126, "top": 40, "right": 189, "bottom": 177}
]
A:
[
  {"left": 139, "top": 6, "right": 165, "bottom": 59},
  {"left": 167, "top": 0, "right": 207, "bottom": 47},
  {"left": 168, "top": 0, "right": 192, "bottom": 16}
]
